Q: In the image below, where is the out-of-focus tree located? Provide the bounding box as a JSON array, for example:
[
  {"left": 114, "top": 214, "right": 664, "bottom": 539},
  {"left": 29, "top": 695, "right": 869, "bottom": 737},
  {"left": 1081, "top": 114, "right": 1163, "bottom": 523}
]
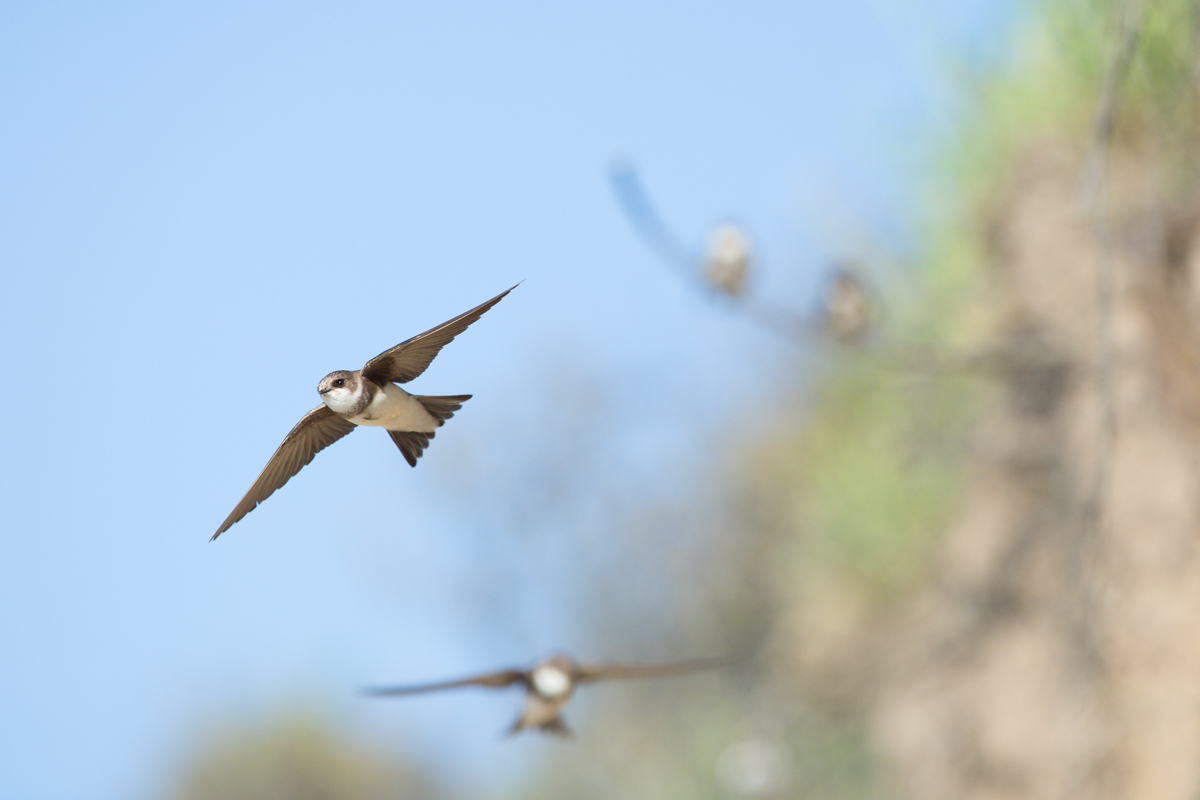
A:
[{"left": 164, "top": 713, "right": 439, "bottom": 800}]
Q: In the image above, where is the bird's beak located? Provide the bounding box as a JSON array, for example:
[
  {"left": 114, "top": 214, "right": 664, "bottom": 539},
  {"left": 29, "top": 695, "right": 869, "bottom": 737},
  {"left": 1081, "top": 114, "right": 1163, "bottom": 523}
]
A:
[{"left": 318, "top": 388, "right": 331, "bottom": 395}]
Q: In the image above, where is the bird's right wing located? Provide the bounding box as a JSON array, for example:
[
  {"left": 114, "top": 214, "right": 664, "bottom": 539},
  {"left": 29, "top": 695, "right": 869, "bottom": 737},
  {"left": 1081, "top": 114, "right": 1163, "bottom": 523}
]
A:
[
  {"left": 363, "top": 670, "right": 529, "bottom": 696},
  {"left": 212, "top": 405, "right": 357, "bottom": 539}
]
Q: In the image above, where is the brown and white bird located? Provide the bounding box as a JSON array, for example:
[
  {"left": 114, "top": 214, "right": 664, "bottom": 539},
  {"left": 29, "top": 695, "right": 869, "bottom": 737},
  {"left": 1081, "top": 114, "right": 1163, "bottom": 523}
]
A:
[
  {"left": 364, "top": 653, "right": 722, "bottom": 737},
  {"left": 819, "top": 266, "right": 872, "bottom": 344},
  {"left": 212, "top": 286, "right": 515, "bottom": 540},
  {"left": 703, "top": 223, "right": 752, "bottom": 298}
]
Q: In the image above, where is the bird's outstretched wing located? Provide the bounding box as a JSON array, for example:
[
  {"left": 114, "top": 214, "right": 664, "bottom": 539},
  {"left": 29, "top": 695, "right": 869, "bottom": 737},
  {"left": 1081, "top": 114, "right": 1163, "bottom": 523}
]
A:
[
  {"left": 212, "top": 405, "right": 357, "bottom": 539},
  {"left": 572, "top": 658, "right": 725, "bottom": 684},
  {"left": 363, "top": 669, "right": 528, "bottom": 696},
  {"left": 360, "top": 286, "right": 516, "bottom": 385}
]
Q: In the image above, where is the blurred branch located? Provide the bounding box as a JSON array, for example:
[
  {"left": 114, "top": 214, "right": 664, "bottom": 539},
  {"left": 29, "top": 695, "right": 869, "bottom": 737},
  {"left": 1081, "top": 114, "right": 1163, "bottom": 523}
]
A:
[
  {"left": 1079, "top": 1, "right": 1145, "bottom": 525},
  {"left": 608, "top": 157, "right": 696, "bottom": 281},
  {"left": 608, "top": 159, "right": 868, "bottom": 345},
  {"left": 1069, "top": 0, "right": 1147, "bottom": 666},
  {"left": 609, "top": 160, "right": 1090, "bottom": 396},
  {"left": 1079, "top": 0, "right": 1148, "bottom": 205}
]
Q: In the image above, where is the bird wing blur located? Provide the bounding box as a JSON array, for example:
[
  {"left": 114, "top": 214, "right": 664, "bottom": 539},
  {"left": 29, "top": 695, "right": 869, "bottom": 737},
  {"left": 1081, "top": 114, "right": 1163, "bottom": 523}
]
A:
[
  {"left": 360, "top": 285, "right": 516, "bottom": 385},
  {"left": 363, "top": 669, "right": 529, "bottom": 696},
  {"left": 572, "top": 658, "right": 725, "bottom": 684},
  {"left": 212, "top": 406, "right": 357, "bottom": 540}
]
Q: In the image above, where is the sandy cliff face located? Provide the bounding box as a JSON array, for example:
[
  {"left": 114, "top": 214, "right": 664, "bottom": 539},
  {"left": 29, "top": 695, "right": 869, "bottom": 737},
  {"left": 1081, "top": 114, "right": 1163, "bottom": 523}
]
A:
[{"left": 872, "top": 143, "right": 1200, "bottom": 800}]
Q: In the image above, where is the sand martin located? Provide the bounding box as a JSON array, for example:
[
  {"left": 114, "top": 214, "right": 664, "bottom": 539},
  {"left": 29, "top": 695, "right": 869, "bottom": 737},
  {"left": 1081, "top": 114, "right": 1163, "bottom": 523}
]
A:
[
  {"left": 212, "top": 285, "right": 515, "bottom": 540},
  {"left": 363, "top": 653, "right": 722, "bottom": 737},
  {"left": 704, "top": 223, "right": 751, "bottom": 298},
  {"left": 820, "top": 266, "right": 872, "bottom": 344}
]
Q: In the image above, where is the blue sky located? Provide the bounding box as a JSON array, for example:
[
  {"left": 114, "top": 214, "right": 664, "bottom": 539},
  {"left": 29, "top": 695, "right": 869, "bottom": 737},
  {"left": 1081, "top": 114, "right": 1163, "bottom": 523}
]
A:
[{"left": 0, "top": 2, "right": 1015, "bottom": 797}]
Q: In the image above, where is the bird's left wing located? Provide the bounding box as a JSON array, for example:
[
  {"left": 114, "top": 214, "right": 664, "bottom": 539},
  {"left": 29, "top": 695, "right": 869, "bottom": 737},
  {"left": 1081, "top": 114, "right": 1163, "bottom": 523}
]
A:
[
  {"left": 212, "top": 405, "right": 356, "bottom": 539},
  {"left": 572, "top": 658, "right": 725, "bottom": 684},
  {"left": 360, "top": 285, "right": 515, "bottom": 385}
]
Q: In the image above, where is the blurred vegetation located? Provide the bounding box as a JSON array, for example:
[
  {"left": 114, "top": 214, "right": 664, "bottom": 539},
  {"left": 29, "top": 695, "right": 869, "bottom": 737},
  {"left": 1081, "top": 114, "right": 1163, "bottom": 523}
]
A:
[
  {"left": 164, "top": 714, "right": 436, "bottom": 800},
  {"left": 160, "top": 1, "right": 1200, "bottom": 798}
]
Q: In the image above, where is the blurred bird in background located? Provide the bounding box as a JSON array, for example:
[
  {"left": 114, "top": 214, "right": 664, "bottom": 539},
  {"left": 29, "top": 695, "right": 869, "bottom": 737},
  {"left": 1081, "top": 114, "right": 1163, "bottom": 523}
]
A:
[
  {"left": 364, "top": 654, "right": 724, "bottom": 737},
  {"left": 703, "top": 223, "right": 753, "bottom": 299},
  {"left": 817, "top": 265, "right": 873, "bottom": 345}
]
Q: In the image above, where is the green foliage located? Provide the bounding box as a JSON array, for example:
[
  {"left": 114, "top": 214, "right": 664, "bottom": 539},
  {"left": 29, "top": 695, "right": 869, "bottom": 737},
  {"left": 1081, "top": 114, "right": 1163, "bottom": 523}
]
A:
[
  {"left": 949, "top": 0, "right": 1200, "bottom": 200},
  {"left": 780, "top": 360, "right": 979, "bottom": 601}
]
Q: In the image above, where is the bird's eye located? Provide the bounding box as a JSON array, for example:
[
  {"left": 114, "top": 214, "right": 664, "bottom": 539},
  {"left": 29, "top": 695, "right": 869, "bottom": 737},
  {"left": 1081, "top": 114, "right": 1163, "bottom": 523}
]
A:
[{"left": 334, "top": 379, "right": 345, "bottom": 387}]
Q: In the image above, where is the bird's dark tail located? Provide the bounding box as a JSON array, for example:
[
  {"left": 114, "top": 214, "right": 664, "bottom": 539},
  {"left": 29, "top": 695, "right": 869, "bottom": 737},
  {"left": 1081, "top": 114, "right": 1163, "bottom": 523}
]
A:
[
  {"left": 386, "top": 395, "right": 471, "bottom": 467},
  {"left": 415, "top": 394, "right": 471, "bottom": 424},
  {"left": 503, "top": 716, "right": 572, "bottom": 739},
  {"left": 540, "top": 717, "right": 572, "bottom": 738}
]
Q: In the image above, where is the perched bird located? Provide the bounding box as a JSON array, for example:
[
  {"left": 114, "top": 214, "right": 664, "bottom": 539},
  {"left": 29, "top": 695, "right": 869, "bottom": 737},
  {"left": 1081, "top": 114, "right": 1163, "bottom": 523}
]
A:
[
  {"left": 819, "top": 266, "right": 872, "bottom": 344},
  {"left": 212, "top": 286, "right": 515, "bottom": 540},
  {"left": 703, "top": 223, "right": 752, "bottom": 298},
  {"left": 364, "top": 653, "right": 723, "bottom": 737}
]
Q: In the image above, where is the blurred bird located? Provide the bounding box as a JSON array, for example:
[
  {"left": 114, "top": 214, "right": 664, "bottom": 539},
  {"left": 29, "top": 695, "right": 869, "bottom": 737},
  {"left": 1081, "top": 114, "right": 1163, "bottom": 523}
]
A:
[
  {"left": 364, "top": 653, "right": 723, "bottom": 737},
  {"left": 819, "top": 266, "right": 872, "bottom": 344},
  {"left": 212, "top": 286, "right": 515, "bottom": 540},
  {"left": 703, "top": 223, "right": 752, "bottom": 298}
]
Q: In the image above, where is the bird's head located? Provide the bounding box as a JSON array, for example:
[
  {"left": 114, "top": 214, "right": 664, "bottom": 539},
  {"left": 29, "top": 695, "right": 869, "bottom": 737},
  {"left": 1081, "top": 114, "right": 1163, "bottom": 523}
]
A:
[{"left": 317, "top": 371, "right": 361, "bottom": 413}]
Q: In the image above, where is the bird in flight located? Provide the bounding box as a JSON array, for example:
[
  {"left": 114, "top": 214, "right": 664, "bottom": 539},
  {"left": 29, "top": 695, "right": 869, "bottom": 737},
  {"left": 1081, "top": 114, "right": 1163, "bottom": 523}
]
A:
[
  {"left": 363, "top": 653, "right": 722, "bottom": 737},
  {"left": 212, "top": 285, "right": 515, "bottom": 540}
]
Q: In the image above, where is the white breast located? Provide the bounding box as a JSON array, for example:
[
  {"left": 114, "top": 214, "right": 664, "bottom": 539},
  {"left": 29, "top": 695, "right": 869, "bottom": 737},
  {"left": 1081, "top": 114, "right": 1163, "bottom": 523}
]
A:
[
  {"left": 531, "top": 665, "right": 572, "bottom": 698},
  {"left": 348, "top": 383, "right": 438, "bottom": 432}
]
